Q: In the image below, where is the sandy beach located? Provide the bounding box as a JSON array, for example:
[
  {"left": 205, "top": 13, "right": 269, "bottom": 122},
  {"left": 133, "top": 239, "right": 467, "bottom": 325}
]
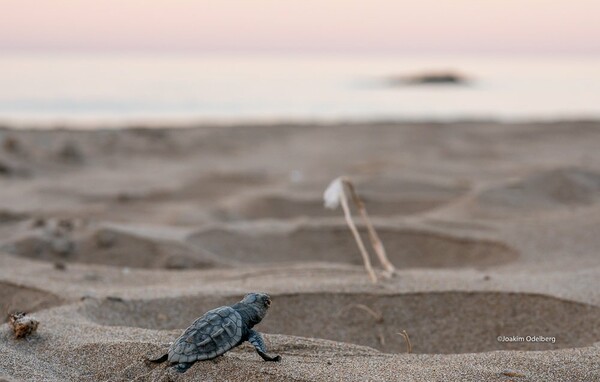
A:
[{"left": 1, "top": 121, "right": 599, "bottom": 381}]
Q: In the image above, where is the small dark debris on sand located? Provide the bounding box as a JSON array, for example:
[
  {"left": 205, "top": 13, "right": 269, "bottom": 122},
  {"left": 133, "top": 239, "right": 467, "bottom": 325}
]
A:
[
  {"left": 0, "top": 159, "right": 30, "bottom": 178},
  {"left": 501, "top": 369, "right": 526, "bottom": 378},
  {"left": 8, "top": 312, "right": 39, "bottom": 339},
  {"left": 2, "top": 136, "right": 20, "bottom": 153},
  {"left": 58, "top": 141, "right": 84, "bottom": 164},
  {"left": 0, "top": 160, "right": 12, "bottom": 175}
]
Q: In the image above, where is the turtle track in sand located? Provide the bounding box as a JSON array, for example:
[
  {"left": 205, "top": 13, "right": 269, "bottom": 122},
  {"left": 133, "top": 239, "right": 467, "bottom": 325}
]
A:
[
  {"left": 188, "top": 225, "right": 518, "bottom": 269},
  {"left": 78, "top": 292, "right": 600, "bottom": 354},
  {"left": 214, "top": 194, "right": 456, "bottom": 220},
  {"left": 0, "top": 281, "right": 65, "bottom": 314},
  {"left": 3, "top": 226, "right": 222, "bottom": 270},
  {"left": 214, "top": 178, "right": 468, "bottom": 220},
  {"left": 473, "top": 167, "right": 600, "bottom": 217}
]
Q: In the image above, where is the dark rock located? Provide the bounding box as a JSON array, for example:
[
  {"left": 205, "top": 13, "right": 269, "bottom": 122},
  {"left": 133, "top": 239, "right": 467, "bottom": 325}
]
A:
[{"left": 388, "top": 71, "right": 469, "bottom": 86}]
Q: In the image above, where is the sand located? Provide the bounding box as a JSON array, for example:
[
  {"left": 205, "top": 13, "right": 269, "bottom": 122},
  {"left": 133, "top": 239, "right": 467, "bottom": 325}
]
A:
[{"left": 0, "top": 121, "right": 599, "bottom": 381}]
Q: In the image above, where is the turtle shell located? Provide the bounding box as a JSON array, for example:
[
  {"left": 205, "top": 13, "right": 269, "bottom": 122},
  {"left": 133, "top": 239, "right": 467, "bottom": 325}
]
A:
[{"left": 168, "top": 306, "right": 243, "bottom": 363}]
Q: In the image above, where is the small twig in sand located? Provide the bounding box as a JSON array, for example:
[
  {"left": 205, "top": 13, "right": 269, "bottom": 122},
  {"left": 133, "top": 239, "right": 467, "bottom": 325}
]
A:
[
  {"left": 324, "top": 176, "right": 396, "bottom": 282},
  {"left": 397, "top": 330, "right": 412, "bottom": 354},
  {"left": 377, "top": 328, "right": 386, "bottom": 346},
  {"left": 325, "top": 177, "right": 377, "bottom": 283},
  {"left": 344, "top": 180, "right": 396, "bottom": 277},
  {"left": 343, "top": 303, "right": 384, "bottom": 323},
  {"left": 339, "top": 303, "right": 386, "bottom": 346},
  {"left": 501, "top": 369, "right": 526, "bottom": 378}
]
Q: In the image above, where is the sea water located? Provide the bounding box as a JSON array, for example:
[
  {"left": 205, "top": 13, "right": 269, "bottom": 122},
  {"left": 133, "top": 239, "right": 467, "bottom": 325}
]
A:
[{"left": 0, "top": 53, "right": 599, "bottom": 126}]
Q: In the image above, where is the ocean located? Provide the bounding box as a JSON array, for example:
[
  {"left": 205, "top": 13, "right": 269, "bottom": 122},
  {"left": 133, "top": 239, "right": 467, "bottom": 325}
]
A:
[{"left": 0, "top": 53, "right": 599, "bottom": 126}]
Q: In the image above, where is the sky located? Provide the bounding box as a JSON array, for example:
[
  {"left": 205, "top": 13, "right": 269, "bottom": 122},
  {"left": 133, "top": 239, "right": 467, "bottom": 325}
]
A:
[{"left": 1, "top": 0, "right": 599, "bottom": 55}]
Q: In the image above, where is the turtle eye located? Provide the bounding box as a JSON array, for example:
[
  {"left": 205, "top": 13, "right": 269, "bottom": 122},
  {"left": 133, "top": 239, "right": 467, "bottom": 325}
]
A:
[{"left": 265, "top": 298, "right": 271, "bottom": 307}]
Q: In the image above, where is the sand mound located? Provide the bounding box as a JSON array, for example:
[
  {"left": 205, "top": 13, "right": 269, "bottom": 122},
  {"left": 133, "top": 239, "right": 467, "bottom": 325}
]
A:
[
  {"left": 354, "top": 177, "right": 467, "bottom": 197},
  {"left": 71, "top": 338, "right": 350, "bottom": 382},
  {"left": 4, "top": 225, "right": 221, "bottom": 269},
  {"left": 73, "top": 171, "right": 274, "bottom": 225},
  {"left": 0, "top": 158, "right": 29, "bottom": 178},
  {"left": 93, "top": 171, "right": 271, "bottom": 205},
  {"left": 477, "top": 168, "right": 600, "bottom": 214},
  {"left": 213, "top": 178, "right": 467, "bottom": 221},
  {"left": 215, "top": 193, "right": 458, "bottom": 220},
  {"left": 0, "top": 281, "right": 64, "bottom": 314},
  {"left": 78, "top": 295, "right": 234, "bottom": 331},
  {"left": 189, "top": 225, "right": 517, "bottom": 268},
  {"left": 79, "top": 292, "right": 600, "bottom": 354},
  {"left": 70, "top": 342, "right": 169, "bottom": 382},
  {"left": 0, "top": 211, "right": 28, "bottom": 225}
]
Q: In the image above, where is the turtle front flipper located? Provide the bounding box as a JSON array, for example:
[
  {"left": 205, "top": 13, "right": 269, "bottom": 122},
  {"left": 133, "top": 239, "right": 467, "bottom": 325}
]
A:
[{"left": 248, "top": 330, "right": 281, "bottom": 362}]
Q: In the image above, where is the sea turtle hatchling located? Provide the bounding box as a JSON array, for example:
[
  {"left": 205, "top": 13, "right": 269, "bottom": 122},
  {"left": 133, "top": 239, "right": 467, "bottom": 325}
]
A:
[{"left": 149, "top": 292, "right": 281, "bottom": 373}]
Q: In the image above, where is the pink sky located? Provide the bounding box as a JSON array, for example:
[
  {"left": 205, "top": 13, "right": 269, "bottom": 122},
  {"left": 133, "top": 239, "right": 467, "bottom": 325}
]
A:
[{"left": 1, "top": 0, "right": 599, "bottom": 54}]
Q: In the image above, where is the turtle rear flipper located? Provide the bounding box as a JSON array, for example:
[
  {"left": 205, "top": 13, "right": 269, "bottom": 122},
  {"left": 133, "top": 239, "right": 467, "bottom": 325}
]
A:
[
  {"left": 257, "top": 350, "right": 281, "bottom": 362},
  {"left": 172, "top": 362, "right": 193, "bottom": 373},
  {"left": 147, "top": 353, "right": 168, "bottom": 363}
]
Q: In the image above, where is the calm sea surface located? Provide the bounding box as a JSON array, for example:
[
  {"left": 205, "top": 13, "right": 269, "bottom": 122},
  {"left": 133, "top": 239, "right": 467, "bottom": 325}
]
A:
[{"left": 0, "top": 53, "right": 599, "bottom": 126}]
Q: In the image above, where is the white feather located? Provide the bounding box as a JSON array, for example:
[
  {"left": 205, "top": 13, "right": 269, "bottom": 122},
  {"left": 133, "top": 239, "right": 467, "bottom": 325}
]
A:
[{"left": 323, "top": 177, "right": 344, "bottom": 209}]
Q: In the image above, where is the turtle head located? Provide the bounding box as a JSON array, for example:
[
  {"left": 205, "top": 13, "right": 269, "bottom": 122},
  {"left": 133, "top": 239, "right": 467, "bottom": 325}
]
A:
[{"left": 238, "top": 292, "right": 271, "bottom": 325}]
